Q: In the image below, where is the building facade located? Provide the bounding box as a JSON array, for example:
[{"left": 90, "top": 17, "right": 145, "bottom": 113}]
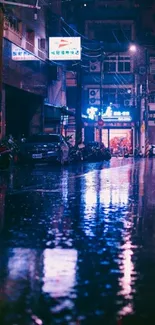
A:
[
  {"left": 0, "top": 0, "right": 67, "bottom": 139},
  {"left": 64, "top": 0, "right": 155, "bottom": 152}
]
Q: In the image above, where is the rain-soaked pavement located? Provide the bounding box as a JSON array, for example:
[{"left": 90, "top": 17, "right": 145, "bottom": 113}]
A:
[{"left": 0, "top": 158, "right": 155, "bottom": 325}]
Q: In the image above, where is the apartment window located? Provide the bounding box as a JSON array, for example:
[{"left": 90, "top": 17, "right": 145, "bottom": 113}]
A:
[
  {"left": 8, "top": 16, "right": 22, "bottom": 33},
  {"left": 118, "top": 56, "right": 131, "bottom": 72},
  {"left": 26, "top": 29, "right": 35, "bottom": 45},
  {"left": 102, "top": 88, "right": 117, "bottom": 104},
  {"left": 104, "top": 57, "right": 117, "bottom": 72},
  {"left": 38, "top": 38, "right": 46, "bottom": 50},
  {"left": 104, "top": 56, "right": 131, "bottom": 73},
  {"left": 102, "top": 87, "right": 132, "bottom": 105}
]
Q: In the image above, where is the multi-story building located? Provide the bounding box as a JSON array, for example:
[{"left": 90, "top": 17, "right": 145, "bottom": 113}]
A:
[
  {"left": 64, "top": 0, "right": 155, "bottom": 152},
  {"left": 0, "top": 0, "right": 67, "bottom": 139}
]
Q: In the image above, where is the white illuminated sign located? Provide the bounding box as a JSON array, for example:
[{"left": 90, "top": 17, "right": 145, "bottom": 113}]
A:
[
  {"left": 49, "top": 37, "right": 81, "bottom": 61},
  {"left": 87, "top": 106, "right": 98, "bottom": 120},
  {"left": 102, "top": 107, "right": 131, "bottom": 121},
  {"left": 12, "top": 44, "right": 38, "bottom": 61},
  {"left": 102, "top": 106, "right": 112, "bottom": 117}
]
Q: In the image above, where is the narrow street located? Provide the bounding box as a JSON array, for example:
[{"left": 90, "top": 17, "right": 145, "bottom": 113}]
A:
[{"left": 0, "top": 158, "right": 155, "bottom": 325}]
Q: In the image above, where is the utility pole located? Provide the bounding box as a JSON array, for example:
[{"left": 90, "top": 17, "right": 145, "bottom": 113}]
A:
[
  {"left": 99, "top": 44, "right": 104, "bottom": 144},
  {"left": 0, "top": 4, "right": 4, "bottom": 139},
  {"left": 144, "top": 48, "right": 149, "bottom": 157},
  {"left": 76, "top": 63, "right": 82, "bottom": 146}
]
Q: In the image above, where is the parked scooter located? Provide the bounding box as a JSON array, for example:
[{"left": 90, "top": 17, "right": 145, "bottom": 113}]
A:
[
  {"left": 69, "top": 145, "right": 83, "bottom": 163},
  {"left": 134, "top": 147, "right": 143, "bottom": 158}
]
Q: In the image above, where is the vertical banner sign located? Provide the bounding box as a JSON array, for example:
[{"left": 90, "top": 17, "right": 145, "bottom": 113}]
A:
[{"left": 49, "top": 37, "right": 81, "bottom": 61}]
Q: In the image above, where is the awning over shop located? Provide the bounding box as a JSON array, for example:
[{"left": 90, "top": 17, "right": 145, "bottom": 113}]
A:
[
  {"left": 60, "top": 106, "right": 75, "bottom": 117},
  {"left": 44, "top": 103, "right": 75, "bottom": 118}
]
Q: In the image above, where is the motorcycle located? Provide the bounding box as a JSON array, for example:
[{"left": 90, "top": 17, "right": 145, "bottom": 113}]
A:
[{"left": 69, "top": 145, "right": 83, "bottom": 163}]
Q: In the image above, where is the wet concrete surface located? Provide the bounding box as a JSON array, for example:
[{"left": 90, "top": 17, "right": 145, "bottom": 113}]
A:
[{"left": 0, "top": 158, "right": 155, "bottom": 324}]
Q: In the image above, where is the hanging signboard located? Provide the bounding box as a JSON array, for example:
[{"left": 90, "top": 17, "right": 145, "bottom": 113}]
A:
[
  {"left": 49, "top": 37, "right": 81, "bottom": 61},
  {"left": 12, "top": 44, "right": 38, "bottom": 61}
]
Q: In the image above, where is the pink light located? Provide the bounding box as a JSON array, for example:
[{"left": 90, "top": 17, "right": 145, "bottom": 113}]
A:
[{"left": 129, "top": 45, "right": 137, "bottom": 52}]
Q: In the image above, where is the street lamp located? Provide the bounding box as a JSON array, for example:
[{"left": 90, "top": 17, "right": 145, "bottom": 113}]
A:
[
  {"left": 129, "top": 44, "right": 137, "bottom": 53},
  {"left": 129, "top": 43, "right": 149, "bottom": 157}
]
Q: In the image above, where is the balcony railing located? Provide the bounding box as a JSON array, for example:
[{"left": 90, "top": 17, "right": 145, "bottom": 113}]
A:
[
  {"left": 38, "top": 49, "right": 46, "bottom": 60},
  {"left": 3, "top": 17, "right": 22, "bottom": 47},
  {"left": 25, "top": 40, "right": 34, "bottom": 53}
]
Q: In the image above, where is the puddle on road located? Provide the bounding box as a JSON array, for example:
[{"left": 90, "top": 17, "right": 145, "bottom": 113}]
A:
[{"left": 0, "top": 159, "right": 155, "bottom": 324}]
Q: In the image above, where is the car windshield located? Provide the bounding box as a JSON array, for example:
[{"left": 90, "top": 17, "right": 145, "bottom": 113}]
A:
[{"left": 27, "top": 135, "right": 61, "bottom": 143}]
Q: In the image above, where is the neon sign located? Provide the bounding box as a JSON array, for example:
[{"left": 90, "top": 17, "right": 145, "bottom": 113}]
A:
[
  {"left": 102, "top": 106, "right": 131, "bottom": 121},
  {"left": 85, "top": 105, "right": 132, "bottom": 122},
  {"left": 87, "top": 106, "right": 98, "bottom": 120}
]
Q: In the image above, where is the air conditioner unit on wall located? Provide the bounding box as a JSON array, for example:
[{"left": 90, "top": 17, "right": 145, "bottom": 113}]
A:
[
  {"left": 124, "top": 99, "right": 133, "bottom": 107},
  {"left": 90, "top": 61, "right": 101, "bottom": 72},
  {"left": 89, "top": 89, "right": 100, "bottom": 105}
]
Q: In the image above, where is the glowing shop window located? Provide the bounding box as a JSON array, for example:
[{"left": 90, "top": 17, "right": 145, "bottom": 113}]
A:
[{"left": 102, "top": 129, "right": 108, "bottom": 147}]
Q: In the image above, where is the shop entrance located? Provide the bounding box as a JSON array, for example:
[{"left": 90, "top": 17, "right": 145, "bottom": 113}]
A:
[
  {"left": 109, "top": 129, "right": 132, "bottom": 155},
  {"left": 97, "top": 128, "right": 133, "bottom": 155}
]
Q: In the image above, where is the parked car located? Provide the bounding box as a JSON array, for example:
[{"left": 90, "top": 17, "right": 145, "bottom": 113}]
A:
[{"left": 18, "top": 134, "right": 70, "bottom": 165}]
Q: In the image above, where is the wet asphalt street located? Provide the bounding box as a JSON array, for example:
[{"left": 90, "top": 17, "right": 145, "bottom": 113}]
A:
[{"left": 0, "top": 158, "right": 155, "bottom": 325}]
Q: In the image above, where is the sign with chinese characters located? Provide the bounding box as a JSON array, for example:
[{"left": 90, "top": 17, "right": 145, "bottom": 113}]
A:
[
  {"left": 102, "top": 106, "right": 132, "bottom": 122},
  {"left": 49, "top": 37, "right": 81, "bottom": 60},
  {"left": 87, "top": 106, "right": 98, "bottom": 120},
  {"left": 11, "top": 44, "right": 38, "bottom": 61}
]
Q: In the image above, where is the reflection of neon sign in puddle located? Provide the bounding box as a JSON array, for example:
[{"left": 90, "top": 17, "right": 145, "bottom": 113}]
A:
[{"left": 42, "top": 248, "right": 77, "bottom": 298}]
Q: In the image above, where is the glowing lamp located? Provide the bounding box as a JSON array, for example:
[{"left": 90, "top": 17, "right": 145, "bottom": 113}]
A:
[{"left": 129, "top": 45, "right": 137, "bottom": 53}]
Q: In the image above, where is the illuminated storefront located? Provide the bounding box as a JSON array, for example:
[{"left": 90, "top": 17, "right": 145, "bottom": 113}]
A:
[{"left": 83, "top": 105, "right": 135, "bottom": 154}]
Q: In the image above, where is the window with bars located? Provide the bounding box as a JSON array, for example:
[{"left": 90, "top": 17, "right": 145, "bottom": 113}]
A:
[
  {"left": 103, "top": 56, "right": 131, "bottom": 73},
  {"left": 102, "top": 87, "right": 132, "bottom": 105},
  {"left": 102, "top": 88, "right": 117, "bottom": 103},
  {"left": 118, "top": 56, "right": 131, "bottom": 72}
]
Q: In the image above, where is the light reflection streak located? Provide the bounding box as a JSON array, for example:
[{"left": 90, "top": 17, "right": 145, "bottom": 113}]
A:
[
  {"left": 1, "top": 248, "right": 37, "bottom": 302},
  {"left": 83, "top": 171, "right": 98, "bottom": 236},
  {"left": 84, "top": 171, "right": 97, "bottom": 211},
  {"left": 118, "top": 219, "right": 135, "bottom": 316},
  {"left": 61, "top": 170, "right": 69, "bottom": 203},
  {"left": 8, "top": 248, "right": 36, "bottom": 280},
  {"left": 99, "top": 167, "right": 129, "bottom": 207},
  {"left": 42, "top": 248, "right": 77, "bottom": 298}
]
